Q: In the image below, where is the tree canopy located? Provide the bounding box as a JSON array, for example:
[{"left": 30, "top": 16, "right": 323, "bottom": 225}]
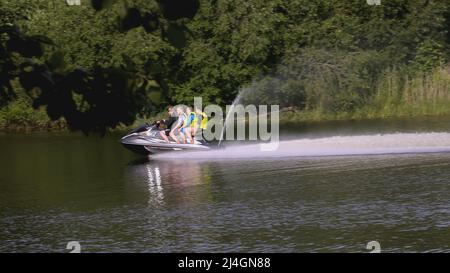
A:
[{"left": 1, "top": 0, "right": 449, "bottom": 132}]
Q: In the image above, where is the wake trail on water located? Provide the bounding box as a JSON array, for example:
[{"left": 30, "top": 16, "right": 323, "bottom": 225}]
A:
[{"left": 152, "top": 132, "right": 450, "bottom": 160}]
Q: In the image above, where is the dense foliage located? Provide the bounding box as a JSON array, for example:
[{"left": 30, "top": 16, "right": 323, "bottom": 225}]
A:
[{"left": 1, "top": 0, "right": 450, "bottom": 132}]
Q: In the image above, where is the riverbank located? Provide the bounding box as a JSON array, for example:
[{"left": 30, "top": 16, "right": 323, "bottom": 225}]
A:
[
  {"left": 3, "top": 108, "right": 450, "bottom": 134},
  {"left": 4, "top": 105, "right": 450, "bottom": 133}
]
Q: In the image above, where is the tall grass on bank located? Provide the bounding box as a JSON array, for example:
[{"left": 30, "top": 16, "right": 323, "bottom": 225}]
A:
[
  {"left": 368, "top": 66, "right": 450, "bottom": 117},
  {"left": 281, "top": 66, "right": 450, "bottom": 123}
]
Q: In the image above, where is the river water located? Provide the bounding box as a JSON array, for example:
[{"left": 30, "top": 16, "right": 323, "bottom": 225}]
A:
[{"left": 1, "top": 117, "right": 449, "bottom": 252}]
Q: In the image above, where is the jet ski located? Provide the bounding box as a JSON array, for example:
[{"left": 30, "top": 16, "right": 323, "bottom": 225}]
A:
[{"left": 120, "top": 123, "right": 211, "bottom": 155}]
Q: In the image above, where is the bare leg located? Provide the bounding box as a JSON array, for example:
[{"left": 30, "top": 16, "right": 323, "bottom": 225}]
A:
[
  {"left": 185, "top": 127, "right": 193, "bottom": 144},
  {"left": 169, "top": 130, "right": 180, "bottom": 144},
  {"left": 181, "top": 130, "right": 187, "bottom": 144},
  {"left": 159, "top": 131, "right": 170, "bottom": 143},
  {"left": 191, "top": 127, "right": 197, "bottom": 143},
  {"left": 190, "top": 128, "right": 194, "bottom": 144}
]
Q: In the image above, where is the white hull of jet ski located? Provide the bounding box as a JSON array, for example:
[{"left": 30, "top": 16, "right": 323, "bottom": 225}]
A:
[{"left": 120, "top": 124, "right": 211, "bottom": 155}]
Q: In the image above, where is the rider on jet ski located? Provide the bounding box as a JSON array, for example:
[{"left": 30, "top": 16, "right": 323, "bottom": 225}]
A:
[
  {"left": 120, "top": 105, "right": 210, "bottom": 155},
  {"left": 155, "top": 106, "right": 177, "bottom": 143},
  {"left": 180, "top": 106, "right": 196, "bottom": 144},
  {"left": 156, "top": 105, "right": 208, "bottom": 144},
  {"left": 191, "top": 106, "right": 208, "bottom": 144},
  {"left": 169, "top": 106, "right": 186, "bottom": 144}
]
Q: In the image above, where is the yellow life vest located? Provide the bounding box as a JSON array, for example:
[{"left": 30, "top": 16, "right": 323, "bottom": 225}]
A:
[
  {"left": 191, "top": 113, "right": 197, "bottom": 128},
  {"left": 183, "top": 112, "right": 195, "bottom": 127},
  {"left": 200, "top": 112, "right": 208, "bottom": 129},
  {"left": 192, "top": 112, "right": 208, "bottom": 129}
]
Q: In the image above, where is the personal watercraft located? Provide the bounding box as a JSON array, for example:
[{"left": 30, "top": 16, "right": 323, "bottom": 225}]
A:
[{"left": 120, "top": 123, "right": 211, "bottom": 155}]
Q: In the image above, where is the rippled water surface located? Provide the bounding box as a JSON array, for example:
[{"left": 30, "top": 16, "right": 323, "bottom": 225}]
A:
[{"left": 1, "top": 117, "right": 450, "bottom": 252}]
